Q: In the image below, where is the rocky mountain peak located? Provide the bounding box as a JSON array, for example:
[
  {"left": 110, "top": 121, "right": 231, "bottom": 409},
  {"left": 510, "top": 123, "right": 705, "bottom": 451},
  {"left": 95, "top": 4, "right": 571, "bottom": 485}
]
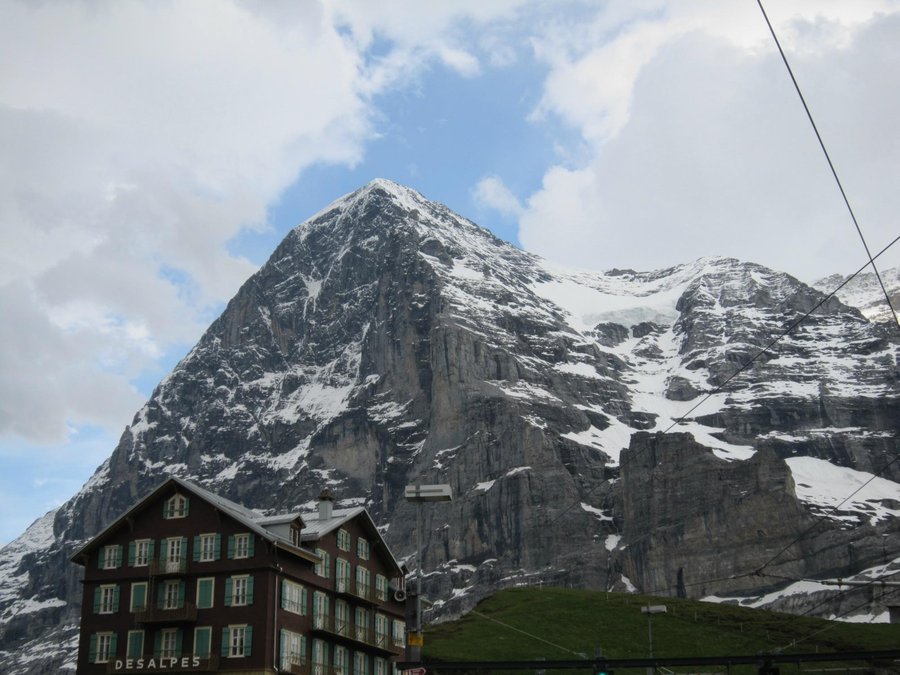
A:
[{"left": 1, "top": 182, "right": 898, "bottom": 673}]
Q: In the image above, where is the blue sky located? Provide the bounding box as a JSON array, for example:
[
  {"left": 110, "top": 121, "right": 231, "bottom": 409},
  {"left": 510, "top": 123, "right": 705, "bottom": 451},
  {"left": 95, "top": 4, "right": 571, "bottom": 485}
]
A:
[{"left": 2, "top": 0, "right": 900, "bottom": 546}]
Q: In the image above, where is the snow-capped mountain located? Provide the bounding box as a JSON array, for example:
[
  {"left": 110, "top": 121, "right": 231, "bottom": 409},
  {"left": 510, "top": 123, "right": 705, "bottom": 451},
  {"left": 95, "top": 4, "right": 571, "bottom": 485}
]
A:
[
  {"left": 814, "top": 267, "right": 900, "bottom": 326},
  {"left": 1, "top": 180, "right": 898, "bottom": 672}
]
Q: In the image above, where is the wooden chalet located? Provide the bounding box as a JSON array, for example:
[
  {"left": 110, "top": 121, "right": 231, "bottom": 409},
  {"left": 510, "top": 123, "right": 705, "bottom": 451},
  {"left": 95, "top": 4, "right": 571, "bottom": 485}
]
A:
[{"left": 71, "top": 477, "right": 407, "bottom": 674}]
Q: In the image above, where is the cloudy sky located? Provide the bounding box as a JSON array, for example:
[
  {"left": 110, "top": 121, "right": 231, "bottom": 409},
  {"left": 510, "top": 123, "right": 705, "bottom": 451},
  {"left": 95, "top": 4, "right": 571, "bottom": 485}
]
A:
[{"left": 2, "top": 0, "right": 899, "bottom": 545}]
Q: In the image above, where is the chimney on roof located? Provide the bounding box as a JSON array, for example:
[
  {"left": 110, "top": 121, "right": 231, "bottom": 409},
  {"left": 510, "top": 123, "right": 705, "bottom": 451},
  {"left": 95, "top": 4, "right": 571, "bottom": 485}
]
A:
[{"left": 318, "top": 489, "right": 334, "bottom": 521}]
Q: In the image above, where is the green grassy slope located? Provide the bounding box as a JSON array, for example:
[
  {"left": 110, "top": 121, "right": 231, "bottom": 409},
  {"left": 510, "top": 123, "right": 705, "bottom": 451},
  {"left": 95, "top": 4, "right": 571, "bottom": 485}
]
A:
[{"left": 424, "top": 588, "right": 899, "bottom": 668}]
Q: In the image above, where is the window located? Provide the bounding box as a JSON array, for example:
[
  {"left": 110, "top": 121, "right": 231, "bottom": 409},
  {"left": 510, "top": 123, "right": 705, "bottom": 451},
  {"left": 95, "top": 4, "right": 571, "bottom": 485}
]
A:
[
  {"left": 280, "top": 629, "right": 306, "bottom": 670},
  {"left": 160, "top": 628, "right": 180, "bottom": 659},
  {"left": 354, "top": 650, "right": 369, "bottom": 675},
  {"left": 336, "top": 558, "right": 351, "bottom": 592},
  {"left": 222, "top": 625, "right": 252, "bottom": 658},
  {"left": 96, "top": 584, "right": 118, "bottom": 614},
  {"left": 337, "top": 529, "right": 351, "bottom": 551},
  {"left": 196, "top": 577, "right": 215, "bottom": 609},
  {"left": 194, "top": 533, "right": 220, "bottom": 562},
  {"left": 164, "top": 494, "right": 189, "bottom": 519},
  {"left": 130, "top": 582, "right": 148, "bottom": 612},
  {"left": 194, "top": 626, "right": 212, "bottom": 658},
  {"left": 354, "top": 607, "right": 368, "bottom": 643},
  {"left": 126, "top": 630, "right": 144, "bottom": 660},
  {"left": 375, "top": 657, "right": 388, "bottom": 675},
  {"left": 312, "top": 638, "right": 328, "bottom": 675},
  {"left": 102, "top": 544, "right": 122, "bottom": 569},
  {"left": 226, "top": 532, "right": 254, "bottom": 559},
  {"left": 160, "top": 537, "right": 186, "bottom": 573},
  {"left": 291, "top": 526, "right": 301, "bottom": 547},
  {"left": 392, "top": 620, "right": 405, "bottom": 648},
  {"left": 335, "top": 599, "right": 350, "bottom": 636},
  {"left": 375, "top": 575, "right": 388, "bottom": 602},
  {"left": 355, "top": 566, "right": 371, "bottom": 600},
  {"left": 162, "top": 580, "right": 183, "bottom": 610},
  {"left": 357, "top": 538, "right": 370, "bottom": 560},
  {"left": 131, "top": 539, "right": 152, "bottom": 567},
  {"left": 91, "top": 632, "right": 116, "bottom": 663},
  {"left": 226, "top": 575, "right": 253, "bottom": 607},
  {"left": 312, "top": 591, "right": 329, "bottom": 630},
  {"left": 282, "top": 579, "right": 307, "bottom": 615},
  {"left": 374, "top": 614, "right": 389, "bottom": 648},
  {"left": 315, "top": 549, "right": 331, "bottom": 578},
  {"left": 334, "top": 645, "right": 349, "bottom": 675}
]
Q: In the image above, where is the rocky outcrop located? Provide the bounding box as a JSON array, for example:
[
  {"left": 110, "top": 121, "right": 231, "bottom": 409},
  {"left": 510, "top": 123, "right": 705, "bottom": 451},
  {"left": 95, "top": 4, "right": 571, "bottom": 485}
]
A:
[{"left": 1, "top": 180, "right": 898, "bottom": 672}]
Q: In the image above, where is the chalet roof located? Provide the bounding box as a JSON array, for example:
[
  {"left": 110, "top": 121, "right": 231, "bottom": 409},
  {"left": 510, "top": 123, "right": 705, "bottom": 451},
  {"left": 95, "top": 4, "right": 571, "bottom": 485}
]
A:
[
  {"left": 251, "top": 513, "right": 306, "bottom": 527},
  {"left": 299, "top": 506, "right": 404, "bottom": 577},
  {"left": 71, "top": 476, "right": 405, "bottom": 577},
  {"left": 71, "top": 476, "right": 319, "bottom": 564},
  {"left": 299, "top": 506, "right": 366, "bottom": 539}
]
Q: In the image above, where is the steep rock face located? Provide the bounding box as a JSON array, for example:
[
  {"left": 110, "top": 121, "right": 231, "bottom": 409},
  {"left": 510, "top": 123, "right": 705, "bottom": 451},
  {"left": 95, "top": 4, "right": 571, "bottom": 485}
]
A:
[
  {"left": 618, "top": 432, "right": 812, "bottom": 596},
  {"left": 1, "top": 180, "right": 899, "bottom": 672}
]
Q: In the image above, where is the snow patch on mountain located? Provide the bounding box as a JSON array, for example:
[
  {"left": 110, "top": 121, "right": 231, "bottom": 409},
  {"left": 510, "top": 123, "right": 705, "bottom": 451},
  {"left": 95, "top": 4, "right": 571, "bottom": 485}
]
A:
[{"left": 787, "top": 457, "right": 900, "bottom": 525}]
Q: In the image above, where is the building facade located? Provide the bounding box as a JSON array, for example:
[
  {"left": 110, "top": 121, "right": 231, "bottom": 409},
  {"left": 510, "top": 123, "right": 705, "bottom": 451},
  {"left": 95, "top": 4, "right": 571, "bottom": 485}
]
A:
[{"left": 72, "top": 477, "right": 407, "bottom": 674}]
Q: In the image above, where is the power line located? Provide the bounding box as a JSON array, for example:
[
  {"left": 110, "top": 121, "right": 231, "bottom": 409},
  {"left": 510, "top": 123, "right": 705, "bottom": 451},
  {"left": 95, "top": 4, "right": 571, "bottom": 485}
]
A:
[
  {"left": 775, "top": 585, "right": 900, "bottom": 653},
  {"left": 756, "top": 0, "right": 900, "bottom": 334},
  {"left": 591, "top": 235, "right": 899, "bottom": 558},
  {"left": 550, "top": 0, "right": 900, "bottom": 600},
  {"left": 467, "top": 607, "right": 584, "bottom": 657},
  {"left": 659, "top": 234, "right": 900, "bottom": 438}
]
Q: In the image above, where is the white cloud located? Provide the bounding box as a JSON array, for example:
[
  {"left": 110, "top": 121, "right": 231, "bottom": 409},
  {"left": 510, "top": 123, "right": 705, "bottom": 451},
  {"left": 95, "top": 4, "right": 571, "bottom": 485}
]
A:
[
  {"left": 474, "top": 175, "right": 524, "bottom": 217},
  {"left": 0, "top": 0, "right": 381, "bottom": 443},
  {"left": 517, "top": 1, "right": 900, "bottom": 280}
]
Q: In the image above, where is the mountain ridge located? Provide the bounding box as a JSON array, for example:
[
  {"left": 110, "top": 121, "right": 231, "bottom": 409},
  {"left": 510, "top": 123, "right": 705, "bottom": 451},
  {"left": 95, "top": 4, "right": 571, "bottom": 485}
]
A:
[{"left": 1, "top": 179, "right": 898, "bottom": 673}]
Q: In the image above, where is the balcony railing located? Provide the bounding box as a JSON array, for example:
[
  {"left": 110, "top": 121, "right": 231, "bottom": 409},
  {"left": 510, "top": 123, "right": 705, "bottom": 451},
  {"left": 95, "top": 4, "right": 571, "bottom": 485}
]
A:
[
  {"left": 149, "top": 559, "right": 187, "bottom": 575},
  {"left": 333, "top": 578, "right": 376, "bottom": 604},
  {"left": 106, "top": 654, "right": 218, "bottom": 673},
  {"left": 311, "top": 615, "right": 401, "bottom": 655},
  {"left": 135, "top": 602, "right": 198, "bottom": 624}
]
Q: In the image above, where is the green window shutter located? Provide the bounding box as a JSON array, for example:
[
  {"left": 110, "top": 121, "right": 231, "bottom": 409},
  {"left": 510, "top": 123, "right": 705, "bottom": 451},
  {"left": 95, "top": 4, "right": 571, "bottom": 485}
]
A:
[
  {"left": 248, "top": 536, "right": 255, "bottom": 557},
  {"left": 183, "top": 497, "right": 190, "bottom": 516},
  {"left": 115, "top": 545, "right": 123, "bottom": 567},
  {"left": 113, "top": 586, "right": 120, "bottom": 612},
  {"left": 281, "top": 580, "right": 288, "bottom": 610},
  {"left": 163, "top": 500, "right": 169, "bottom": 518},
  {"left": 301, "top": 587, "right": 308, "bottom": 614},
  {"left": 178, "top": 580, "right": 186, "bottom": 608},
  {"left": 243, "top": 626, "right": 252, "bottom": 657},
  {"left": 220, "top": 628, "right": 229, "bottom": 657},
  {"left": 195, "top": 627, "right": 210, "bottom": 658},
  {"left": 97, "top": 550, "right": 103, "bottom": 569},
  {"left": 109, "top": 634, "right": 118, "bottom": 659},
  {"left": 246, "top": 577, "right": 254, "bottom": 605},
  {"left": 198, "top": 579, "right": 213, "bottom": 608},
  {"left": 89, "top": 634, "right": 97, "bottom": 663},
  {"left": 93, "top": 587, "right": 100, "bottom": 613},
  {"left": 157, "top": 584, "right": 166, "bottom": 609},
  {"left": 214, "top": 534, "right": 221, "bottom": 560},
  {"left": 175, "top": 628, "right": 183, "bottom": 657},
  {"left": 227, "top": 535, "right": 235, "bottom": 559},
  {"left": 154, "top": 631, "right": 162, "bottom": 659},
  {"left": 159, "top": 538, "right": 167, "bottom": 564},
  {"left": 180, "top": 537, "right": 187, "bottom": 562},
  {"left": 224, "top": 578, "right": 232, "bottom": 607},
  {"left": 192, "top": 536, "right": 200, "bottom": 562},
  {"left": 148, "top": 539, "right": 155, "bottom": 559},
  {"left": 128, "top": 630, "right": 143, "bottom": 659},
  {"left": 128, "top": 541, "right": 135, "bottom": 566},
  {"left": 301, "top": 635, "right": 306, "bottom": 658},
  {"left": 132, "top": 584, "right": 146, "bottom": 612}
]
